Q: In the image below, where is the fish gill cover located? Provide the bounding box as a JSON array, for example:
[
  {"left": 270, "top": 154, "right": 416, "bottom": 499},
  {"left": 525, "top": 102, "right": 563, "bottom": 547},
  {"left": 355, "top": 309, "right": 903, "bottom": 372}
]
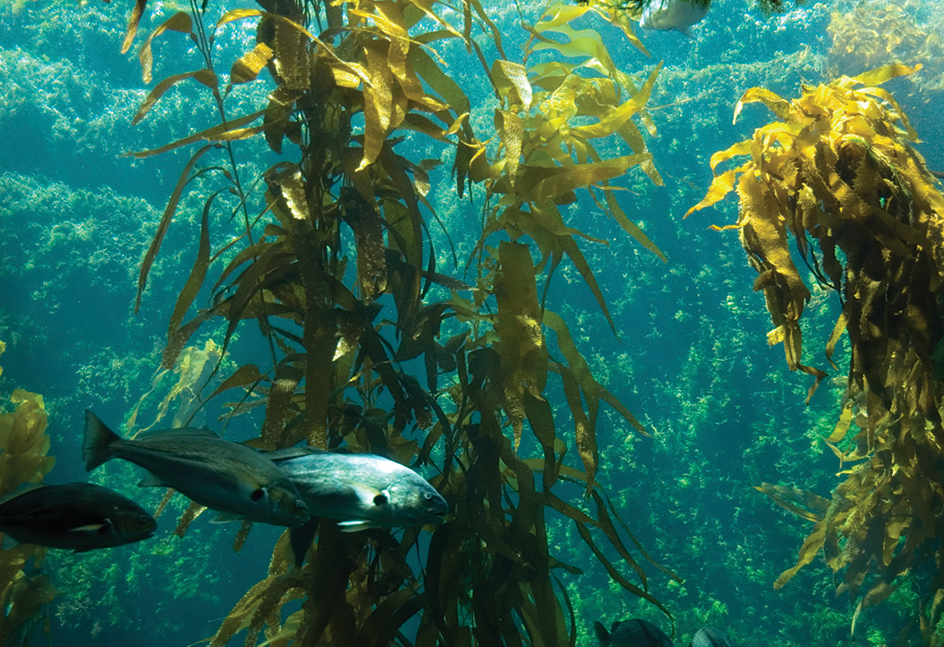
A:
[{"left": 116, "top": 0, "right": 682, "bottom": 644}]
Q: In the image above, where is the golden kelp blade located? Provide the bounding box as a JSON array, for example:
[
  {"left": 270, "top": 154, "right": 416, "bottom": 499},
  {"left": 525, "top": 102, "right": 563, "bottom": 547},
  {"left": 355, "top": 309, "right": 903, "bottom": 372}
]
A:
[
  {"left": 229, "top": 42, "right": 274, "bottom": 86},
  {"left": 0, "top": 348, "right": 59, "bottom": 644}
]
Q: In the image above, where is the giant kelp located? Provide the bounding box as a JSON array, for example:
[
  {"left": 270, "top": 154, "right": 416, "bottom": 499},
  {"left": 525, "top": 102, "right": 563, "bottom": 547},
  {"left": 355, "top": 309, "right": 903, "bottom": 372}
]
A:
[
  {"left": 120, "top": 0, "right": 676, "bottom": 644},
  {"left": 687, "top": 65, "right": 944, "bottom": 640},
  {"left": 827, "top": 0, "right": 944, "bottom": 96},
  {"left": 0, "top": 340, "right": 60, "bottom": 645}
]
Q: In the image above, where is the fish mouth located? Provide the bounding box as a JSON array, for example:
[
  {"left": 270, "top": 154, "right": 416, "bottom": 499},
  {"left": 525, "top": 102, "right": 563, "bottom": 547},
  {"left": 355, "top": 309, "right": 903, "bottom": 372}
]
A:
[{"left": 423, "top": 509, "right": 448, "bottom": 524}]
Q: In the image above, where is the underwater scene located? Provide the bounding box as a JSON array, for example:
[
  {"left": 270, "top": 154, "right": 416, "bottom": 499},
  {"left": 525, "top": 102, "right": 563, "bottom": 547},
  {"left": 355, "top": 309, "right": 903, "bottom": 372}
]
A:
[{"left": 1, "top": 0, "right": 944, "bottom": 644}]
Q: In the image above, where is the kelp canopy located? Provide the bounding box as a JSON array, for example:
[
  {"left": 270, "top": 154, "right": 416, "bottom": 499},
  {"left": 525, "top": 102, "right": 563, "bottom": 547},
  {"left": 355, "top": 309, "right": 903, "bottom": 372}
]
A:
[
  {"left": 120, "top": 0, "right": 678, "bottom": 644},
  {"left": 687, "top": 65, "right": 944, "bottom": 642}
]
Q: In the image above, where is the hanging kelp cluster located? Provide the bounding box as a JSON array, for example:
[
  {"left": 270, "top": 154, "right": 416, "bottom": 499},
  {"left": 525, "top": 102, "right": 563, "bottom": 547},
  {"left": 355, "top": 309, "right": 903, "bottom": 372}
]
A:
[
  {"left": 120, "top": 0, "right": 676, "bottom": 644},
  {"left": 687, "top": 65, "right": 944, "bottom": 641},
  {"left": 827, "top": 0, "right": 944, "bottom": 95},
  {"left": 0, "top": 341, "right": 60, "bottom": 645}
]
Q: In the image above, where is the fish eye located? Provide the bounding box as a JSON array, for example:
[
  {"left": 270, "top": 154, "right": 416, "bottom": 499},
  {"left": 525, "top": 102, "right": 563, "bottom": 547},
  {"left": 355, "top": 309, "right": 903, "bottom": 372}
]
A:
[
  {"left": 295, "top": 499, "right": 306, "bottom": 510},
  {"left": 250, "top": 488, "right": 265, "bottom": 502},
  {"left": 423, "top": 492, "right": 433, "bottom": 500},
  {"left": 138, "top": 514, "right": 150, "bottom": 524},
  {"left": 373, "top": 493, "right": 388, "bottom": 506}
]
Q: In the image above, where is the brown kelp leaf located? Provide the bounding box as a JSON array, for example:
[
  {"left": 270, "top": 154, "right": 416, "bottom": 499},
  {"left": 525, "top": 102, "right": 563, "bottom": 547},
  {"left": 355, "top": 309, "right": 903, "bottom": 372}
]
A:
[
  {"left": 492, "top": 60, "right": 532, "bottom": 110},
  {"left": 775, "top": 525, "right": 826, "bottom": 589},
  {"left": 495, "top": 110, "right": 524, "bottom": 188},
  {"left": 495, "top": 241, "right": 547, "bottom": 450},
  {"left": 260, "top": 363, "right": 302, "bottom": 450},
  {"left": 166, "top": 189, "right": 216, "bottom": 340},
  {"left": 522, "top": 155, "right": 647, "bottom": 205},
  {"left": 575, "top": 520, "right": 673, "bottom": 618},
  {"left": 556, "top": 360, "right": 596, "bottom": 493},
  {"left": 530, "top": 21, "right": 617, "bottom": 75},
  {"left": 138, "top": 12, "right": 192, "bottom": 84},
  {"left": 571, "top": 63, "right": 662, "bottom": 141},
  {"left": 209, "top": 574, "right": 282, "bottom": 647},
  {"left": 132, "top": 69, "right": 218, "bottom": 126},
  {"left": 121, "top": 0, "right": 148, "bottom": 54},
  {"left": 230, "top": 42, "right": 274, "bottom": 86},
  {"left": 362, "top": 41, "right": 396, "bottom": 169},
  {"left": 754, "top": 483, "right": 829, "bottom": 523},
  {"left": 733, "top": 87, "right": 791, "bottom": 123},
  {"left": 174, "top": 501, "right": 205, "bottom": 538},
  {"left": 207, "top": 363, "right": 266, "bottom": 402},
  {"left": 124, "top": 110, "right": 266, "bottom": 159},
  {"left": 604, "top": 190, "right": 666, "bottom": 262},
  {"left": 136, "top": 144, "right": 213, "bottom": 313},
  {"left": 215, "top": 9, "right": 369, "bottom": 86}
]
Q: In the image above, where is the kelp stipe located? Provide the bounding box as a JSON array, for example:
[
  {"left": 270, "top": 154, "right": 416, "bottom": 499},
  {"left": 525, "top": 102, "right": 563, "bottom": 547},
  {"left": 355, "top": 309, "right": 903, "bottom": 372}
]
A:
[
  {"left": 0, "top": 340, "right": 59, "bottom": 645},
  {"left": 121, "top": 0, "right": 678, "bottom": 644},
  {"left": 688, "top": 64, "right": 944, "bottom": 642}
]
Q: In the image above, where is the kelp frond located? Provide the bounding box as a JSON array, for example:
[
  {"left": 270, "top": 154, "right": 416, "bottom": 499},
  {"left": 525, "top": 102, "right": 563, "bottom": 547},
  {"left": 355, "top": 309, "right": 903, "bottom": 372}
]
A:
[
  {"left": 0, "top": 341, "right": 60, "bottom": 645},
  {"left": 827, "top": 0, "right": 944, "bottom": 94},
  {"left": 118, "top": 0, "right": 674, "bottom": 644},
  {"left": 688, "top": 64, "right": 944, "bottom": 636}
]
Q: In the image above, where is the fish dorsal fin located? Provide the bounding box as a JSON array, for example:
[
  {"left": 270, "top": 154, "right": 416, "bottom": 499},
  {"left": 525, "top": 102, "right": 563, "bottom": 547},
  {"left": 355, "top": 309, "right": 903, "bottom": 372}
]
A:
[
  {"left": 133, "top": 427, "right": 221, "bottom": 441},
  {"left": 266, "top": 446, "right": 328, "bottom": 461},
  {"left": 0, "top": 482, "right": 46, "bottom": 505}
]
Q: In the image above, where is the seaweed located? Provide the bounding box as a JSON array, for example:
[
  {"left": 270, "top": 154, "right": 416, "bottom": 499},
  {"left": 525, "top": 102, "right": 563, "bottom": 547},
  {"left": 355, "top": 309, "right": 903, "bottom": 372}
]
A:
[
  {"left": 579, "top": 0, "right": 804, "bottom": 19},
  {"left": 118, "top": 0, "right": 678, "bottom": 644},
  {"left": 687, "top": 64, "right": 944, "bottom": 639},
  {"left": 827, "top": 0, "right": 944, "bottom": 95},
  {"left": 0, "top": 340, "right": 60, "bottom": 645}
]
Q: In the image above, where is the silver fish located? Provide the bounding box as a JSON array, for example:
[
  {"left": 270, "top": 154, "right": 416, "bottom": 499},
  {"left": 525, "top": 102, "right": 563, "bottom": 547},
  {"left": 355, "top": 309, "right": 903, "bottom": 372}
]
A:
[
  {"left": 83, "top": 410, "right": 310, "bottom": 528},
  {"left": 269, "top": 446, "right": 449, "bottom": 532},
  {"left": 0, "top": 482, "right": 156, "bottom": 552},
  {"left": 595, "top": 619, "right": 673, "bottom": 647},
  {"left": 639, "top": 0, "right": 709, "bottom": 35}
]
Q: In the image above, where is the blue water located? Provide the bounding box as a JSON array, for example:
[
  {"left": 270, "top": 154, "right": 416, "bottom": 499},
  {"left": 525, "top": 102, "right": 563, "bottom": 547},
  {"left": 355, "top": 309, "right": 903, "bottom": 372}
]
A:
[{"left": 1, "top": 0, "right": 943, "bottom": 645}]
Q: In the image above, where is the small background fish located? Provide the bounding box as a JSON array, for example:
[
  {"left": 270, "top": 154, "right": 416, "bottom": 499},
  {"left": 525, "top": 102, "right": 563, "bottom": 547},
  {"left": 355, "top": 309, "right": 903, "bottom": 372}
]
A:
[
  {"left": 0, "top": 482, "right": 156, "bottom": 552},
  {"left": 594, "top": 618, "right": 674, "bottom": 646},
  {"left": 639, "top": 0, "right": 710, "bottom": 35}
]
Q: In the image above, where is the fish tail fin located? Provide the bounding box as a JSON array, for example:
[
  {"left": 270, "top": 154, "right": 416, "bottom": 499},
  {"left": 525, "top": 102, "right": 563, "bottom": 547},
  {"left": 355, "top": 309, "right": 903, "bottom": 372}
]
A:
[
  {"left": 83, "top": 410, "right": 120, "bottom": 471},
  {"left": 593, "top": 621, "right": 609, "bottom": 643}
]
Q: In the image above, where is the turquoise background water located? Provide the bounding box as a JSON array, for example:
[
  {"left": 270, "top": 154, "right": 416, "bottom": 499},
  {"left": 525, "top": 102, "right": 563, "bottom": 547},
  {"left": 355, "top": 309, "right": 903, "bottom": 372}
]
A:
[{"left": 1, "top": 0, "right": 942, "bottom": 644}]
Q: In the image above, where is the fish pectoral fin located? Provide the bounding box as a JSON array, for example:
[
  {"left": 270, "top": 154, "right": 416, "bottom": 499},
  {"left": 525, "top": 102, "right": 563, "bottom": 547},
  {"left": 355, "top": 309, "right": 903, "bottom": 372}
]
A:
[
  {"left": 0, "top": 535, "right": 22, "bottom": 550},
  {"left": 70, "top": 523, "right": 111, "bottom": 535},
  {"left": 345, "top": 482, "right": 386, "bottom": 507},
  {"left": 338, "top": 520, "right": 373, "bottom": 533},
  {"left": 138, "top": 473, "right": 171, "bottom": 488},
  {"left": 212, "top": 512, "right": 246, "bottom": 524}
]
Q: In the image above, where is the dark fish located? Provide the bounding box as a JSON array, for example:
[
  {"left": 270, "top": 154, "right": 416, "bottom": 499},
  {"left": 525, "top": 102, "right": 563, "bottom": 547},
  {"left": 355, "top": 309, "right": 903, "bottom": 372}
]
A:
[
  {"left": 0, "top": 483, "right": 156, "bottom": 552},
  {"left": 83, "top": 410, "right": 310, "bottom": 528},
  {"left": 595, "top": 619, "right": 674, "bottom": 646},
  {"left": 690, "top": 626, "right": 736, "bottom": 647}
]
